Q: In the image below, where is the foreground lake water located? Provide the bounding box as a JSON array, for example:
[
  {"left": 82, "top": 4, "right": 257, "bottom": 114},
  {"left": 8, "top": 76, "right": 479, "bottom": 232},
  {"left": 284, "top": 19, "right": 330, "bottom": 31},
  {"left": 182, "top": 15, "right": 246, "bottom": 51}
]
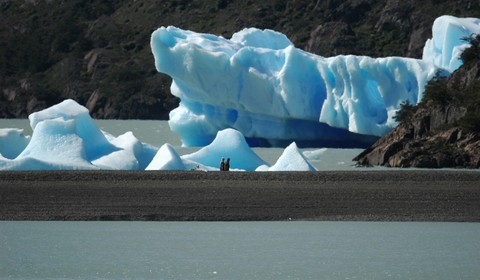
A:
[{"left": 1, "top": 221, "right": 479, "bottom": 279}]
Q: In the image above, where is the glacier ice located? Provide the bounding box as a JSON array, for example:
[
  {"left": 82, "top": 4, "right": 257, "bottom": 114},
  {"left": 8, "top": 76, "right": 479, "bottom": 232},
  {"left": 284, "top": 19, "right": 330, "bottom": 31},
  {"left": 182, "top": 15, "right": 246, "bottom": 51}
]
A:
[
  {"left": 0, "top": 128, "right": 29, "bottom": 160},
  {"left": 0, "top": 100, "right": 158, "bottom": 170},
  {"left": 0, "top": 100, "right": 317, "bottom": 171},
  {"left": 422, "top": 15, "right": 480, "bottom": 72},
  {"left": 258, "top": 142, "right": 317, "bottom": 171},
  {"left": 151, "top": 28, "right": 433, "bottom": 147},
  {"left": 146, "top": 143, "right": 186, "bottom": 170},
  {"left": 17, "top": 118, "right": 95, "bottom": 170},
  {"left": 182, "top": 128, "right": 268, "bottom": 171},
  {"left": 92, "top": 131, "right": 157, "bottom": 170},
  {"left": 29, "top": 99, "right": 118, "bottom": 161},
  {"left": 151, "top": 16, "right": 480, "bottom": 148},
  {"left": 144, "top": 143, "right": 215, "bottom": 171},
  {"left": 148, "top": 129, "right": 279, "bottom": 171}
]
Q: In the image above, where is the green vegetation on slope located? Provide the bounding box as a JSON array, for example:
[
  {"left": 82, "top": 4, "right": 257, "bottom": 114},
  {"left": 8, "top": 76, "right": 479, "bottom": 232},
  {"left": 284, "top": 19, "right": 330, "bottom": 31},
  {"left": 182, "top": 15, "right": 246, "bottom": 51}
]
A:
[
  {"left": 424, "top": 34, "right": 480, "bottom": 132},
  {"left": 394, "top": 34, "right": 480, "bottom": 133}
]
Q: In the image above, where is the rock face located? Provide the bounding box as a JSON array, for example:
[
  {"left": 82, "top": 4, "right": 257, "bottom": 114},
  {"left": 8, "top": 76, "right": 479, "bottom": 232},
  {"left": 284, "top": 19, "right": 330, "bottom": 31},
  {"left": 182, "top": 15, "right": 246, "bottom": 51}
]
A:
[
  {"left": 355, "top": 58, "right": 480, "bottom": 168},
  {"left": 1, "top": 0, "right": 479, "bottom": 119},
  {"left": 354, "top": 107, "right": 480, "bottom": 168}
]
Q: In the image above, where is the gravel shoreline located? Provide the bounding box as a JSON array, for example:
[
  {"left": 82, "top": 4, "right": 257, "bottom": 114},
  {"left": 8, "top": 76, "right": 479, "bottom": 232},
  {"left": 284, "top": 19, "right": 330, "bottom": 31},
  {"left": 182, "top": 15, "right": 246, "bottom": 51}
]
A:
[{"left": 1, "top": 170, "right": 480, "bottom": 222}]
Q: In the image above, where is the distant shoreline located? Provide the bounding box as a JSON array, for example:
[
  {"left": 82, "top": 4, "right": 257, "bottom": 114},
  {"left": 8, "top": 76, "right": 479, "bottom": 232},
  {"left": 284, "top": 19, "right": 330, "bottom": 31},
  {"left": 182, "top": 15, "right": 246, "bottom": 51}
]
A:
[{"left": 1, "top": 170, "right": 480, "bottom": 222}]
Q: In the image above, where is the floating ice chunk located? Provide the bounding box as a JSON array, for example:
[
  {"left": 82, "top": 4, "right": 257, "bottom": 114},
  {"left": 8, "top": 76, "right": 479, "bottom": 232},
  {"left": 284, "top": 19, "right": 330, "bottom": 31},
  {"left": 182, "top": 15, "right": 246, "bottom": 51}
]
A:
[
  {"left": 146, "top": 143, "right": 186, "bottom": 170},
  {"left": 138, "top": 143, "right": 160, "bottom": 170},
  {"left": 422, "top": 15, "right": 480, "bottom": 72},
  {"left": 100, "top": 130, "right": 158, "bottom": 170},
  {"left": 0, "top": 99, "right": 158, "bottom": 170},
  {"left": 147, "top": 140, "right": 237, "bottom": 171},
  {"left": 29, "top": 99, "right": 118, "bottom": 160},
  {"left": 303, "top": 148, "right": 328, "bottom": 161},
  {"left": 93, "top": 132, "right": 143, "bottom": 170},
  {"left": 0, "top": 128, "right": 30, "bottom": 159},
  {"left": 0, "top": 157, "right": 83, "bottom": 171},
  {"left": 182, "top": 128, "right": 268, "bottom": 171},
  {"left": 255, "top": 164, "right": 270, "bottom": 171},
  {"left": 14, "top": 118, "right": 96, "bottom": 170},
  {"left": 268, "top": 142, "right": 317, "bottom": 171}
]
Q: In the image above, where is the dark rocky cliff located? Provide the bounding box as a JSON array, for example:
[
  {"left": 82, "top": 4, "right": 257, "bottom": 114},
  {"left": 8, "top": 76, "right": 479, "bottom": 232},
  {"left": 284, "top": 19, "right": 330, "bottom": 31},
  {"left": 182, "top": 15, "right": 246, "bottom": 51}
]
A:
[
  {"left": 1, "top": 0, "right": 479, "bottom": 119},
  {"left": 355, "top": 38, "right": 480, "bottom": 168}
]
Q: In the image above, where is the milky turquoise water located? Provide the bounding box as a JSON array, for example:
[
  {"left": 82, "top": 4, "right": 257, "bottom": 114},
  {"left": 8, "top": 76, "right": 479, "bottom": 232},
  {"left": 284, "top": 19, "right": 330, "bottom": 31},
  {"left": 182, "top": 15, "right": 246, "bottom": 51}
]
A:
[{"left": 1, "top": 221, "right": 479, "bottom": 280}]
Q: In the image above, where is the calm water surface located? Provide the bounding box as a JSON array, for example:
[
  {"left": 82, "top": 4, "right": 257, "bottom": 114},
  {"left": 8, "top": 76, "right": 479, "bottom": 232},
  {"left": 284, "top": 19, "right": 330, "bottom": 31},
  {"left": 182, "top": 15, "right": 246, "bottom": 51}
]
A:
[{"left": 1, "top": 221, "right": 479, "bottom": 279}]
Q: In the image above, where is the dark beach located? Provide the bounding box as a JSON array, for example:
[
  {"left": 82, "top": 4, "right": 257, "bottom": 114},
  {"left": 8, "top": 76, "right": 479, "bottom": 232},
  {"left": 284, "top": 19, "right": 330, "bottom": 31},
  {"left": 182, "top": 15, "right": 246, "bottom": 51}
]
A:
[{"left": 1, "top": 170, "right": 480, "bottom": 222}]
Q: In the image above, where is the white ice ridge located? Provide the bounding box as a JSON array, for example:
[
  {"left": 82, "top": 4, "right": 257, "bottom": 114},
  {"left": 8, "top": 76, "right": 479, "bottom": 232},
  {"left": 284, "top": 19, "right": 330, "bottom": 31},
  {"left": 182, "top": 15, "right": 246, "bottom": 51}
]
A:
[{"left": 151, "top": 16, "right": 480, "bottom": 148}]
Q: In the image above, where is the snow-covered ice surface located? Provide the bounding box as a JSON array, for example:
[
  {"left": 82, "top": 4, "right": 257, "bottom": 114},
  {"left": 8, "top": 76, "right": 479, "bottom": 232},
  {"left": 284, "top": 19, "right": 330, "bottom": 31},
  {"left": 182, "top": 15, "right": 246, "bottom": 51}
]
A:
[{"left": 151, "top": 16, "right": 480, "bottom": 148}]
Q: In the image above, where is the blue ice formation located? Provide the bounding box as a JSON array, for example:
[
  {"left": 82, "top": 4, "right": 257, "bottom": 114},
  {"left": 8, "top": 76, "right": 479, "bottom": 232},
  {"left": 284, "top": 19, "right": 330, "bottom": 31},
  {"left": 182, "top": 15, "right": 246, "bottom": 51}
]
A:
[
  {"left": 0, "top": 100, "right": 158, "bottom": 170},
  {"left": 0, "top": 100, "right": 316, "bottom": 171},
  {"left": 182, "top": 128, "right": 268, "bottom": 171},
  {"left": 0, "top": 128, "right": 29, "bottom": 160},
  {"left": 151, "top": 15, "right": 480, "bottom": 148},
  {"left": 147, "top": 128, "right": 317, "bottom": 171},
  {"left": 146, "top": 143, "right": 186, "bottom": 171},
  {"left": 256, "top": 142, "right": 317, "bottom": 171},
  {"left": 422, "top": 16, "right": 480, "bottom": 72}
]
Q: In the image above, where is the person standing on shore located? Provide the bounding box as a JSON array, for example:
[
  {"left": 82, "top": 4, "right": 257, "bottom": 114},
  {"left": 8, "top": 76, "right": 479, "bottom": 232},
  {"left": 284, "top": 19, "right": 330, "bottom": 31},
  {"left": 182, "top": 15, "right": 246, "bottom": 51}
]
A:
[
  {"left": 220, "top": 158, "right": 225, "bottom": 171},
  {"left": 225, "top": 158, "right": 230, "bottom": 171}
]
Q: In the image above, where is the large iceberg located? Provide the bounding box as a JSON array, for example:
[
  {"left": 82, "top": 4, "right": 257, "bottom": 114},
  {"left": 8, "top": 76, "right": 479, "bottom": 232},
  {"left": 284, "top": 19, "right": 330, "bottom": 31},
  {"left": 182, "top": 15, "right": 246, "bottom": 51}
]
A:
[{"left": 151, "top": 16, "right": 480, "bottom": 148}]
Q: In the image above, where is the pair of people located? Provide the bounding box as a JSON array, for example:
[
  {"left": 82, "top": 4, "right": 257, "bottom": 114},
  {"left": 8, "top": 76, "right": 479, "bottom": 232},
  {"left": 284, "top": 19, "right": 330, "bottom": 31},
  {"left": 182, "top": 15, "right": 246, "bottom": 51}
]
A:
[{"left": 220, "top": 157, "right": 230, "bottom": 171}]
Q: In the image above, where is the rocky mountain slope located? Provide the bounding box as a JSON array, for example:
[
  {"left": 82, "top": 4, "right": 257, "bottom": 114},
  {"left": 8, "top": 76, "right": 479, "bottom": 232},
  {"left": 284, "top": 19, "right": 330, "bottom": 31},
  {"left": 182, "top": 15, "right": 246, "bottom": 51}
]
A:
[
  {"left": 1, "top": 0, "right": 479, "bottom": 119},
  {"left": 354, "top": 36, "right": 480, "bottom": 168}
]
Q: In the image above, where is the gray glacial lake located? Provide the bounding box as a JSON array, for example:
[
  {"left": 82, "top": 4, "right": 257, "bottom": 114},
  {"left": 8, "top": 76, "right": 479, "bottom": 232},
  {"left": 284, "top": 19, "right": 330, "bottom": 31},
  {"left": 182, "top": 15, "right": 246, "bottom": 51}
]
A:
[{"left": 1, "top": 221, "right": 479, "bottom": 279}]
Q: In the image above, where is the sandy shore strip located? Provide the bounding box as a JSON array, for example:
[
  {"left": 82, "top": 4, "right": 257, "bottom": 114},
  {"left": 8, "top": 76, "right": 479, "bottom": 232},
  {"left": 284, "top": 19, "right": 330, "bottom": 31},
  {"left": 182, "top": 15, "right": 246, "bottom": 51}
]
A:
[{"left": 1, "top": 170, "right": 480, "bottom": 222}]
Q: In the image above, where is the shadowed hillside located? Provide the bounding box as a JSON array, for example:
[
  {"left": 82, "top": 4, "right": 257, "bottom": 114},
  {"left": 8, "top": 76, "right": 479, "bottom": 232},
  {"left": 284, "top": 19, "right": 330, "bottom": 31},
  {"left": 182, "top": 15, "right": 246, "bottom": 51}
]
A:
[{"left": 1, "top": 0, "right": 478, "bottom": 119}]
